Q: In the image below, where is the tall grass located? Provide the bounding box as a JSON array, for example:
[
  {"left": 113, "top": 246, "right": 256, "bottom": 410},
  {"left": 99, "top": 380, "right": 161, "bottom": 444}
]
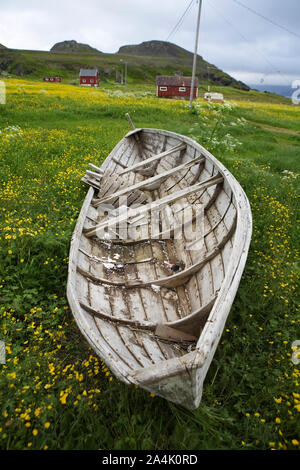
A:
[{"left": 0, "top": 79, "right": 299, "bottom": 450}]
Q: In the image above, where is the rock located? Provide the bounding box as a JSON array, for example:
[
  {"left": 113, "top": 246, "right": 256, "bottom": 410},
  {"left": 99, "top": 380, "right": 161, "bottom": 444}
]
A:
[{"left": 50, "top": 40, "right": 102, "bottom": 54}]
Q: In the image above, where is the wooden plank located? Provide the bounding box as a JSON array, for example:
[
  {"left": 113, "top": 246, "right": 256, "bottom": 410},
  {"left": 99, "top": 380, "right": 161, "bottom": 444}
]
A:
[
  {"left": 79, "top": 215, "right": 236, "bottom": 290},
  {"left": 155, "top": 324, "right": 197, "bottom": 342},
  {"left": 79, "top": 248, "right": 153, "bottom": 266},
  {"left": 88, "top": 163, "right": 104, "bottom": 174},
  {"left": 80, "top": 289, "right": 211, "bottom": 341},
  {"left": 125, "top": 215, "right": 237, "bottom": 289},
  {"left": 93, "top": 157, "right": 204, "bottom": 206},
  {"left": 119, "top": 143, "right": 187, "bottom": 176},
  {"left": 81, "top": 176, "right": 101, "bottom": 189},
  {"left": 117, "top": 326, "right": 156, "bottom": 366},
  {"left": 167, "top": 297, "right": 216, "bottom": 336},
  {"left": 85, "top": 170, "right": 103, "bottom": 181},
  {"left": 93, "top": 317, "right": 142, "bottom": 370},
  {"left": 79, "top": 300, "right": 155, "bottom": 330},
  {"left": 125, "top": 113, "right": 136, "bottom": 130},
  {"left": 125, "top": 128, "right": 143, "bottom": 137},
  {"left": 157, "top": 179, "right": 202, "bottom": 317},
  {"left": 84, "top": 174, "right": 224, "bottom": 238}
]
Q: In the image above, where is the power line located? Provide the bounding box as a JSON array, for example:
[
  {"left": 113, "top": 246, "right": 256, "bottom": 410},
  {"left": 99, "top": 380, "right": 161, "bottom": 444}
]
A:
[
  {"left": 207, "top": 0, "right": 291, "bottom": 85},
  {"left": 231, "top": 0, "right": 300, "bottom": 40},
  {"left": 166, "top": 0, "right": 195, "bottom": 41}
]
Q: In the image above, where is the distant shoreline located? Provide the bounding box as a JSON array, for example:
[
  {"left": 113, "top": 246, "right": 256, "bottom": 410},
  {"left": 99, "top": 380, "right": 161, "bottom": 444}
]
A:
[{"left": 248, "top": 84, "right": 293, "bottom": 99}]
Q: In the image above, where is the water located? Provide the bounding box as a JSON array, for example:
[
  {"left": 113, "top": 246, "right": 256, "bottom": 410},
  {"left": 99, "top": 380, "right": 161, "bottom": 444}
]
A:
[{"left": 248, "top": 84, "right": 294, "bottom": 99}]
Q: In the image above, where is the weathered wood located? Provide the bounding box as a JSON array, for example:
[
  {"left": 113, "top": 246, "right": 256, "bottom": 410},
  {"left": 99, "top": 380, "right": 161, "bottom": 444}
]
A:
[
  {"left": 167, "top": 296, "right": 216, "bottom": 336},
  {"left": 119, "top": 143, "right": 187, "bottom": 176},
  {"left": 125, "top": 113, "right": 136, "bottom": 130},
  {"left": 88, "top": 163, "right": 104, "bottom": 174},
  {"left": 81, "top": 176, "right": 101, "bottom": 189},
  {"left": 124, "top": 216, "right": 236, "bottom": 289},
  {"left": 79, "top": 300, "right": 155, "bottom": 330},
  {"left": 85, "top": 170, "right": 102, "bottom": 180},
  {"left": 79, "top": 247, "right": 152, "bottom": 265},
  {"left": 93, "top": 157, "right": 204, "bottom": 206},
  {"left": 84, "top": 174, "right": 223, "bottom": 238},
  {"left": 155, "top": 324, "right": 197, "bottom": 342},
  {"left": 67, "top": 126, "right": 252, "bottom": 409},
  {"left": 78, "top": 215, "right": 236, "bottom": 290}
]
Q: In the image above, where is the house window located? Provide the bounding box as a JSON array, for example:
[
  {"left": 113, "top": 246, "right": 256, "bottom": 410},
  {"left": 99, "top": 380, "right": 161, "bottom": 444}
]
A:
[
  {"left": 90, "top": 79, "right": 94, "bottom": 83},
  {"left": 82, "top": 79, "right": 86, "bottom": 83},
  {"left": 159, "top": 86, "right": 167, "bottom": 91},
  {"left": 179, "top": 87, "right": 186, "bottom": 92}
]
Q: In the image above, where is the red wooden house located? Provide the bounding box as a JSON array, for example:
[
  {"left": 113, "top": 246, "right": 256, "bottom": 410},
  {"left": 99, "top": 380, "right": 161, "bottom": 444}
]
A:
[
  {"left": 156, "top": 76, "right": 198, "bottom": 99},
  {"left": 43, "top": 77, "right": 61, "bottom": 83},
  {"left": 79, "top": 69, "right": 99, "bottom": 87}
]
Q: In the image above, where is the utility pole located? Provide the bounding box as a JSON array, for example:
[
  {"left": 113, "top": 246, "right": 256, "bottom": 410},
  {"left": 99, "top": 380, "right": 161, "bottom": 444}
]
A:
[
  {"left": 207, "top": 65, "right": 210, "bottom": 92},
  {"left": 189, "top": 0, "right": 203, "bottom": 110},
  {"left": 124, "top": 61, "right": 127, "bottom": 93},
  {"left": 120, "top": 59, "right": 128, "bottom": 92}
]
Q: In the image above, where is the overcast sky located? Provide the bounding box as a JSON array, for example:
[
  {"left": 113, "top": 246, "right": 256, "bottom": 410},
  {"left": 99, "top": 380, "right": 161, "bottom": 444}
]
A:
[{"left": 0, "top": 0, "right": 299, "bottom": 86}]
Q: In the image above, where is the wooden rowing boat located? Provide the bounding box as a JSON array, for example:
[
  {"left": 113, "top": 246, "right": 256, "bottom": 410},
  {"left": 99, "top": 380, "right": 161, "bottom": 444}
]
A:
[{"left": 67, "top": 117, "right": 252, "bottom": 409}]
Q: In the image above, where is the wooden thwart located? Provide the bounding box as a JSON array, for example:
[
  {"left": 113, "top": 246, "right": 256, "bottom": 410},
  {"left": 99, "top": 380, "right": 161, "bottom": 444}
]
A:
[
  {"left": 93, "top": 156, "right": 204, "bottom": 206},
  {"left": 78, "top": 299, "right": 215, "bottom": 342},
  {"left": 119, "top": 143, "right": 187, "bottom": 175},
  {"left": 154, "top": 325, "right": 197, "bottom": 342},
  {"left": 166, "top": 296, "right": 217, "bottom": 336},
  {"left": 94, "top": 183, "right": 223, "bottom": 245},
  {"left": 84, "top": 174, "right": 223, "bottom": 238}
]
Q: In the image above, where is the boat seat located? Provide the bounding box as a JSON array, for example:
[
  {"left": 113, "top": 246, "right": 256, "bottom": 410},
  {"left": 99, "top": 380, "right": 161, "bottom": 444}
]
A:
[
  {"left": 93, "top": 156, "right": 204, "bottom": 206},
  {"left": 119, "top": 143, "right": 187, "bottom": 176},
  {"left": 85, "top": 174, "right": 224, "bottom": 239},
  {"left": 78, "top": 295, "right": 217, "bottom": 341}
]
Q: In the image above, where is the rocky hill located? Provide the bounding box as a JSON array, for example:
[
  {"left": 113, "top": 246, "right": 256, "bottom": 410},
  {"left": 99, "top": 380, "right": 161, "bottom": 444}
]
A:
[
  {"left": 118, "top": 40, "right": 199, "bottom": 59},
  {"left": 118, "top": 40, "right": 249, "bottom": 90},
  {"left": 50, "top": 40, "right": 102, "bottom": 54},
  {"left": 0, "top": 39, "right": 249, "bottom": 90}
]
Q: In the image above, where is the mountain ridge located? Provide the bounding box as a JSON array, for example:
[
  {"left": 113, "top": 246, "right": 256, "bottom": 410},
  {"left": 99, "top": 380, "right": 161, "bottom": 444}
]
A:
[
  {"left": 117, "top": 40, "right": 202, "bottom": 59},
  {"left": 0, "top": 39, "right": 249, "bottom": 90},
  {"left": 116, "top": 40, "right": 249, "bottom": 90}
]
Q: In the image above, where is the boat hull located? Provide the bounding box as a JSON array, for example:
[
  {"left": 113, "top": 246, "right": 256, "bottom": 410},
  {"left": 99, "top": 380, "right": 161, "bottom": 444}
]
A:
[{"left": 67, "top": 128, "right": 252, "bottom": 408}]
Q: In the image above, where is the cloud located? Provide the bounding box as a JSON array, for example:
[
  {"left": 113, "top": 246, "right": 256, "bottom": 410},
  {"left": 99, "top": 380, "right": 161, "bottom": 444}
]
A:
[{"left": 0, "top": 0, "right": 299, "bottom": 85}]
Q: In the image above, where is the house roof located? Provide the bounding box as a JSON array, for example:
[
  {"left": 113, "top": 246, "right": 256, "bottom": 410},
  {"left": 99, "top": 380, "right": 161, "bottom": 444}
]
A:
[
  {"left": 156, "top": 76, "right": 198, "bottom": 87},
  {"left": 80, "top": 69, "right": 98, "bottom": 76}
]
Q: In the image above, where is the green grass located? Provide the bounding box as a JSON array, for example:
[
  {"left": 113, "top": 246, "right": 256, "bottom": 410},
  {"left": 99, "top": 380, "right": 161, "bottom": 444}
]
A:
[
  {"left": 0, "top": 45, "right": 292, "bottom": 106},
  {"left": 0, "top": 45, "right": 247, "bottom": 91},
  {"left": 0, "top": 79, "right": 299, "bottom": 450}
]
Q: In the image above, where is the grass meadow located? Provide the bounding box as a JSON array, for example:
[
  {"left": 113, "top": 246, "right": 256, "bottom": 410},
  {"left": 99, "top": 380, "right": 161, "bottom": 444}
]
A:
[{"left": 0, "top": 79, "right": 299, "bottom": 450}]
